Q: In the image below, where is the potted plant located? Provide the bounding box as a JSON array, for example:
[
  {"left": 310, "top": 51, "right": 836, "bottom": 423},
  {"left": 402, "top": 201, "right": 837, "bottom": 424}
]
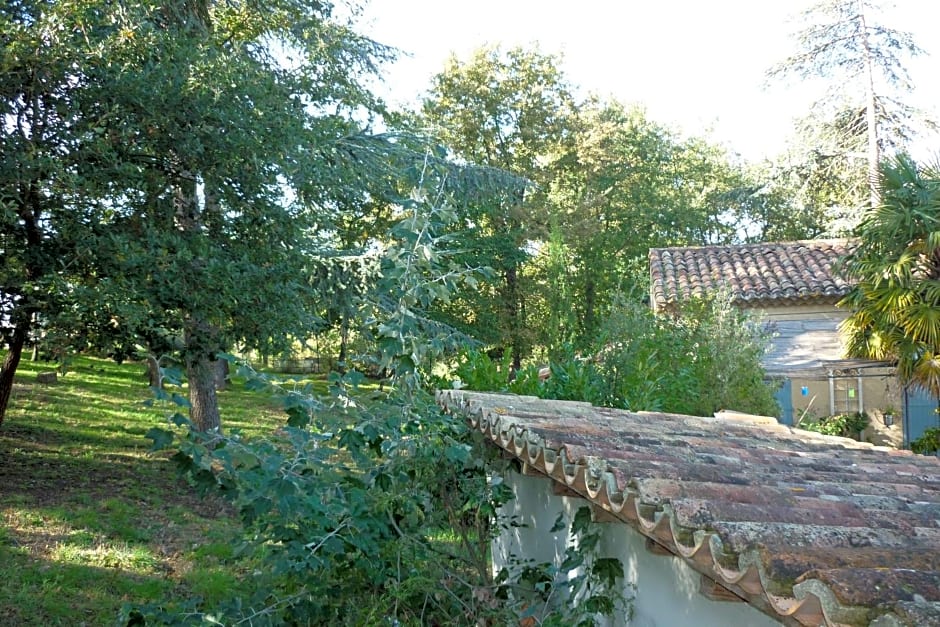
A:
[{"left": 881, "top": 405, "right": 898, "bottom": 427}]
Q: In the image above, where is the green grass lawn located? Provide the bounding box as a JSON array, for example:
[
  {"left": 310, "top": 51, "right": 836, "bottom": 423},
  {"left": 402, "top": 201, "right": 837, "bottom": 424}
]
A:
[{"left": 0, "top": 355, "right": 308, "bottom": 625}]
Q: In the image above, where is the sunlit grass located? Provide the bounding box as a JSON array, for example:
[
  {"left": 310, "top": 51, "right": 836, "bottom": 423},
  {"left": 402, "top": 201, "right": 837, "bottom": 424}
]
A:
[
  {"left": 0, "top": 353, "right": 305, "bottom": 625},
  {"left": 52, "top": 541, "right": 160, "bottom": 572}
]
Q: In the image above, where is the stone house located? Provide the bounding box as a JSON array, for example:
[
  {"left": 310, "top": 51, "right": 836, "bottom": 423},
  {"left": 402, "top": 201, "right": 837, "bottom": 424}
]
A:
[{"left": 647, "top": 238, "right": 935, "bottom": 447}]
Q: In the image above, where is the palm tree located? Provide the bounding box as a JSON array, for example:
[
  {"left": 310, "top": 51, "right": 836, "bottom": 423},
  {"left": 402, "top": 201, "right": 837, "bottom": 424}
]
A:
[{"left": 839, "top": 155, "right": 940, "bottom": 398}]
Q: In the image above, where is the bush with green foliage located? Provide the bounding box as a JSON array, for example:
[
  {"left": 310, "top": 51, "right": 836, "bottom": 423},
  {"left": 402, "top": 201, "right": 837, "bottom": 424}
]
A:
[
  {"left": 452, "top": 295, "right": 779, "bottom": 418},
  {"left": 911, "top": 427, "right": 940, "bottom": 455},
  {"left": 453, "top": 349, "right": 513, "bottom": 392},
  {"left": 131, "top": 376, "right": 501, "bottom": 624},
  {"left": 595, "top": 296, "right": 778, "bottom": 416},
  {"left": 125, "top": 364, "right": 626, "bottom": 626},
  {"left": 799, "top": 412, "right": 870, "bottom": 439},
  {"left": 538, "top": 345, "right": 606, "bottom": 405}
]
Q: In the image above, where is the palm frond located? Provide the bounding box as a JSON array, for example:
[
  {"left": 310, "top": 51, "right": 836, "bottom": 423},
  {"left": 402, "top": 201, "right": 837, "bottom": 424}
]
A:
[{"left": 841, "top": 154, "right": 940, "bottom": 395}]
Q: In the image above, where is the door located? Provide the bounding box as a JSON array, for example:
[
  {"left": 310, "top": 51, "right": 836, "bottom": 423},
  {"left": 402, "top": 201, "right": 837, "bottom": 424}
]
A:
[
  {"left": 903, "top": 385, "right": 938, "bottom": 447},
  {"left": 774, "top": 379, "right": 793, "bottom": 426}
]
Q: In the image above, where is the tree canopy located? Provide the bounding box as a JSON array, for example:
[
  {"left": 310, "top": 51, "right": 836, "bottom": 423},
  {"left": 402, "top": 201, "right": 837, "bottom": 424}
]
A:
[
  {"left": 420, "top": 45, "right": 577, "bottom": 367},
  {"left": 0, "top": 1, "right": 518, "bottom": 428},
  {"left": 1, "top": 0, "right": 122, "bottom": 424},
  {"left": 4, "top": 0, "right": 387, "bottom": 428},
  {"left": 419, "top": 46, "right": 797, "bottom": 357},
  {"left": 548, "top": 99, "right": 766, "bottom": 342}
]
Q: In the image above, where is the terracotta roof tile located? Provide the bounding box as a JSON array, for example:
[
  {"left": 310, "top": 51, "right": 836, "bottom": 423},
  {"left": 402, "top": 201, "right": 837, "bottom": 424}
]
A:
[
  {"left": 649, "top": 239, "right": 857, "bottom": 309},
  {"left": 438, "top": 389, "right": 940, "bottom": 627}
]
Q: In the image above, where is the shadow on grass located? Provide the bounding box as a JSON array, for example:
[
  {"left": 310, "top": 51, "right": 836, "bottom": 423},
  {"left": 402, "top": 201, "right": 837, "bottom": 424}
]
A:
[
  {"left": 1, "top": 465, "right": 242, "bottom": 625},
  {"left": 0, "top": 545, "right": 173, "bottom": 626},
  {"left": 0, "top": 434, "right": 169, "bottom": 497},
  {"left": 0, "top": 420, "right": 134, "bottom": 450}
]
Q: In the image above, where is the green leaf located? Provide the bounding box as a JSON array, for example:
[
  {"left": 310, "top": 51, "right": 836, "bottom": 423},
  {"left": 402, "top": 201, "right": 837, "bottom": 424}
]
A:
[
  {"left": 593, "top": 557, "right": 624, "bottom": 588},
  {"left": 285, "top": 405, "right": 311, "bottom": 428},
  {"left": 244, "top": 377, "right": 268, "bottom": 392},
  {"left": 145, "top": 427, "right": 175, "bottom": 451},
  {"left": 170, "top": 413, "right": 190, "bottom": 428},
  {"left": 559, "top": 551, "right": 585, "bottom": 572},
  {"left": 170, "top": 393, "right": 191, "bottom": 408},
  {"left": 337, "top": 429, "right": 366, "bottom": 451},
  {"left": 373, "top": 472, "right": 392, "bottom": 491},
  {"left": 444, "top": 442, "right": 471, "bottom": 465},
  {"left": 571, "top": 505, "right": 593, "bottom": 536}
]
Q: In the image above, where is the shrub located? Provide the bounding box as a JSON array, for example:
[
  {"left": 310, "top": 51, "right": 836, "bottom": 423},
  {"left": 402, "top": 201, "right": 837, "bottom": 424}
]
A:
[
  {"left": 129, "top": 377, "right": 513, "bottom": 625},
  {"left": 507, "top": 362, "right": 546, "bottom": 397},
  {"left": 911, "top": 427, "right": 940, "bottom": 454},
  {"left": 126, "top": 366, "right": 626, "bottom": 626},
  {"left": 594, "top": 295, "right": 779, "bottom": 416},
  {"left": 453, "top": 345, "right": 606, "bottom": 405},
  {"left": 800, "top": 412, "right": 870, "bottom": 439},
  {"left": 450, "top": 295, "right": 779, "bottom": 418},
  {"left": 453, "top": 348, "right": 513, "bottom": 391},
  {"left": 537, "top": 345, "right": 605, "bottom": 405}
]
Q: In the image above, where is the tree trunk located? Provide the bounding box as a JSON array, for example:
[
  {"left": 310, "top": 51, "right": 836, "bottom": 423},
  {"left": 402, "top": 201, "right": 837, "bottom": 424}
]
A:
[
  {"left": 184, "top": 316, "right": 222, "bottom": 432},
  {"left": 173, "top": 165, "right": 223, "bottom": 432},
  {"left": 212, "top": 358, "right": 228, "bottom": 391},
  {"left": 187, "top": 352, "right": 222, "bottom": 433},
  {"left": 338, "top": 312, "right": 349, "bottom": 368},
  {"left": 146, "top": 355, "right": 162, "bottom": 388},
  {"left": 0, "top": 322, "right": 30, "bottom": 427},
  {"left": 505, "top": 266, "right": 522, "bottom": 372},
  {"left": 582, "top": 278, "right": 597, "bottom": 341},
  {"left": 860, "top": 5, "right": 881, "bottom": 209}
]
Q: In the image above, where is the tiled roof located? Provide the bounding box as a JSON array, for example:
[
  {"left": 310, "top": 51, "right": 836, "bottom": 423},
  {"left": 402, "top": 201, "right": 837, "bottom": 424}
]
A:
[
  {"left": 438, "top": 389, "right": 940, "bottom": 627},
  {"left": 649, "top": 239, "right": 856, "bottom": 310}
]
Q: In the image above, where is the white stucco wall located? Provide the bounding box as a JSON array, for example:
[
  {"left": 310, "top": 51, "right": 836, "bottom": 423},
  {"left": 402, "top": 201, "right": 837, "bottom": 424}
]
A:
[{"left": 494, "top": 471, "right": 781, "bottom": 627}]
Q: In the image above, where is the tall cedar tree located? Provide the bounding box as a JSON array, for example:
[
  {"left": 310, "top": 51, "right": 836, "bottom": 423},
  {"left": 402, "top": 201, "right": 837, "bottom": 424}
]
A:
[{"left": 768, "top": 0, "right": 924, "bottom": 211}]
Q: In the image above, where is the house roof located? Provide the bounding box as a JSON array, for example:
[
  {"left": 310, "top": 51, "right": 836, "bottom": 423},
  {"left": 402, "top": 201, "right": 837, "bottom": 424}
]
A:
[
  {"left": 649, "top": 239, "right": 856, "bottom": 310},
  {"left": 438, "top": 389, "right": 940, "bottom": 627}
]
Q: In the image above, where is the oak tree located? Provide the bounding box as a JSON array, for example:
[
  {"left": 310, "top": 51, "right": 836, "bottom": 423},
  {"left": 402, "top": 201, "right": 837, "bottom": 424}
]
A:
[{"left": 421, "top": 45, "right": 578, "bottom": 368}]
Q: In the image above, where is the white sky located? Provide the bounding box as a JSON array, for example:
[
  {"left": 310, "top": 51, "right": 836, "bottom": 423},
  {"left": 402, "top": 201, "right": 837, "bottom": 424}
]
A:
[{"left": 359, "top": 0, "right": 939, "bottom": 162}]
